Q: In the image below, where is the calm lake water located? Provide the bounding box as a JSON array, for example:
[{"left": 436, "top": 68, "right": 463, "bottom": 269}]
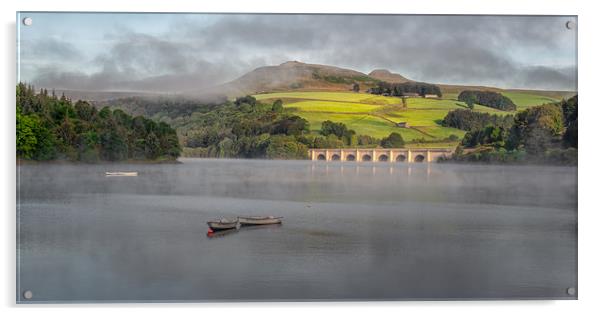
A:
[{"left": 17, "top": 158, "right": 577, "bottom": 302}]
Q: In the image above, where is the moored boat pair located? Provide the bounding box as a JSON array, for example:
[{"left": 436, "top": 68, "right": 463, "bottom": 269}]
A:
[{"left": 207, "top": 216, "right": 283, "bottom": 232}]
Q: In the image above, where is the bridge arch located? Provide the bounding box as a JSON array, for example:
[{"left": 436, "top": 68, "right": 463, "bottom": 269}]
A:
[
  {"left": 378, "top": 154, "right": 389, "bottom": 162},
  {"left": 346, "top": 154, "right": 356, "bottom": 161},
  {"left": 396, "top": 154, "right": 406, "bottom": 162},
  {"left": 361, "top": 154, "right": 372, "bottom": 162},
  {"left": 331, "top": 154, "right": 341, "bottom": 161},
  {"left": 414, "top": 154, "right": 425, "bottom": 162},
  {"left": 317, "top": 154, "right": 326, "bottom": 160}
]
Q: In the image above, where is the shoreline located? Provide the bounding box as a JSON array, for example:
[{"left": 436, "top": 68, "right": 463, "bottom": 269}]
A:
[
  {"left": 16, "top": 158, "right": 182, "bottom": 165},
  {"left": 15, "top": 157, "right": 576, "bottom": 167},
  {"left": 176, "top": 157, "right": 576, "bottom": 167}
]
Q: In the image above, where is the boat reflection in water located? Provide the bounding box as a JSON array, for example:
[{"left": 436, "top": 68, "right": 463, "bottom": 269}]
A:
[{"left": 206, "top": 228, "right": 239, "bottom": 239}]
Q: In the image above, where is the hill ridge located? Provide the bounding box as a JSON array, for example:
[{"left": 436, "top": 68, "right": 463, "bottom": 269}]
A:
[{"left": 214, "top": 60, "right": 379, "bottom": 96}]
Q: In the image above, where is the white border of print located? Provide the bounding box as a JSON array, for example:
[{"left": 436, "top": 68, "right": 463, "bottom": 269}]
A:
[{"left": 1, "top": 0, "right": 600, "bottom": 316}]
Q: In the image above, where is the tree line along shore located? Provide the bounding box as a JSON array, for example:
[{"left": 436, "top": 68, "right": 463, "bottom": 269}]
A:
[{"left": 16, "top": 82, "right": 577, "bottom": 165}]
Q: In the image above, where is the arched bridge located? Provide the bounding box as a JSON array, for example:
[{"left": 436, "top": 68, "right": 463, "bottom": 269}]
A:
[{"left": 308, "top": 148, "right": 453, "bottom": 163}]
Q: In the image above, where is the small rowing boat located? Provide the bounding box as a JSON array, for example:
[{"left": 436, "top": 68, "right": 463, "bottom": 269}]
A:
[
  {"left": 238, "top": 216, "right": 283, "bottom": 226},
  {"left": 207, "top": 218, "right": 239, "bottom": 231},
  {"left": 105, "top": 172, "right": 138, "bottom": 177}
]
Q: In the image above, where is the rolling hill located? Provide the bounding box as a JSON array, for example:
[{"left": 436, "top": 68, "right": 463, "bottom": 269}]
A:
[
  {"left": 253, "top": 89, "right": 570, "bottom": 148},
  {"left": 214, "top": 61, "right": 417, "bottom": 96},
  {"left": 214, "top": 61, "right": 380, "bottom": 96},
  {"left": 214, "top": 61, "right": 574, "bottom": 101}
]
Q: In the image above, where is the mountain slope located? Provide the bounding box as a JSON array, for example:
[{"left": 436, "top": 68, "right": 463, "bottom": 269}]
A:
[{"left": 215, "top": 61, "right": 380, "bottom": 96}]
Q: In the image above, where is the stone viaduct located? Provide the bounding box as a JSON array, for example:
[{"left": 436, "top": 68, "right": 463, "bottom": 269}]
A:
[{"left": 308, "top": 148, "right": 454, "bottom": 163}]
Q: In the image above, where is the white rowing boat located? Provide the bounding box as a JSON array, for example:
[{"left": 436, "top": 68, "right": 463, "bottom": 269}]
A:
[
  {"left": 238, "top": 216, "right": 283, "bottom": 226},
  {"left": 105, "top": 172, "right": 138, "bottom": 177},
  {"left": 207, "top": 218, "right": 239, "bottom": 231}
]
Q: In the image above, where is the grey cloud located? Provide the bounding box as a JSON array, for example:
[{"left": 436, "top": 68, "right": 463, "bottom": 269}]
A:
[
  {"left": 190, "top": 15, "right": 321, "bottom": 49},
  {"left": 177, "top": 14, "right": 577, "bottom": 90},
  {"left": 93, "top": 33, "right": 192, "bottom": 77},
  {"left": 30, "top": 14, "right": 577, "bottom": 92},
  {"left": 32, "top": 31, "right": 250, "bottom": 92},
  {"left": 33, "top": 60, "right": 242, "bottom": 93},
  {"left": 22, "top": 37, "right": 83, "bottom": 60},
  {"left": 518, "top": 66, "right": 577, "bottom": 91},
  {"left": 306, "top": 15, "right": 576, "bottom": 90}
]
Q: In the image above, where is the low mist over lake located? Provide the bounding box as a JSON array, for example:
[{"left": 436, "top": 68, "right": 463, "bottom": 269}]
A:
[{"left": 17, "top": 159, "right": 577, "bottom": 301}]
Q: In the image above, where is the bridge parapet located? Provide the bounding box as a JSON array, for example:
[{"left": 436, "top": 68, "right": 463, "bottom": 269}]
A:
[{"left": 308, "top": 148, "right": 453, "bottom": 163}]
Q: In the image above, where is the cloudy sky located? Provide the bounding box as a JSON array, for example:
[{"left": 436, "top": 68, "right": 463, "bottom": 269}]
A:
[{"left": 18, "top": 13, "right": 577, "bottom": 92}]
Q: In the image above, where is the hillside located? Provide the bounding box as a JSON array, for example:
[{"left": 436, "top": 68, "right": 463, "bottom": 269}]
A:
[
  {"left": 214, "top": 61, "right": 381, "bottom": 96},
  {"left": 63, "top": 61, "right": 576, "bottom": 152},
  {"left": 254, "top": 91, "right": 468, "bottom": 146},
  {"left": 253, "top": 90, "right": 570, "bottom": 148},
  {"left": 215, "top": 61, "right": 573, "bottom": 102},
  {"left": 91, "top": 61, "right": 574, "bottom": 148}
]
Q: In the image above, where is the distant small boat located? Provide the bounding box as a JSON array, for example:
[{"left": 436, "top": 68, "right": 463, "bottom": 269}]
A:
[
  {"left": 207, "top": 218, "right": 239, "bottom": 231},
  {"left": 238, "top": 216, "right": 283, "bottom": 226},
  {"left": 105, "top": 172, "right": 138, "bottom": 177}
]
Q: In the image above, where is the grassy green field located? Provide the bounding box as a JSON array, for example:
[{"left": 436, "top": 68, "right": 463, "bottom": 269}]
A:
[
  {"left": 501, "top": 91, "right": 559, "bottom": 110},
  {"left": 382, "top": 109, "right": 453, "bottom": 126},
  {"left": 297, "top": 112, "right": 431, "bottom": 140},
  {"left": 405, "top": 98, "right": 463, "bottom": 110},
  {"left": 252, "top": 91, "right": 560, "bottom": 148},
  {"left": 443, "top": 91, "right": 560, "bottom": 110},
  {"left": 255, "top": 91, "right": 400, "bottom": 105},
  {"left": 284, "top": 100, "right": 380, "bottom": 113},
  {"left": 404, "top": 98, "right": 507, "bottom": 114}
]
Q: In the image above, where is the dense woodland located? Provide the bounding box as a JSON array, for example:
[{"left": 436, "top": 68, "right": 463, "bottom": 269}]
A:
[
  {"left": 368, "top": 81, "right": 442, "bottom": 97},
  {"left": 172, "top": 96, "right": 391, "bottom": 159},
  {"left": 84, "top": 94, "right": 403, "bottom": 160},
  {"left": 97, "top": 95, "right": 228, "bottom": 118},
  {"left": 16, "top": 83, "right": 181, "bottom": 162},
  {"left": 447, "top": 96, "right": 578, "bottom": 164},
  {"left": 458, "top": 90, "right": 517, "bottom": 111},
  {"left": 442, "top": 109, "right": 514, "bottom": 131}
]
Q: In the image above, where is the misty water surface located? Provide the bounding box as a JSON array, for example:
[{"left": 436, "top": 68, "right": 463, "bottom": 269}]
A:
[{"left": 17, "top": 159, "right": 577, "bottom": 302}]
